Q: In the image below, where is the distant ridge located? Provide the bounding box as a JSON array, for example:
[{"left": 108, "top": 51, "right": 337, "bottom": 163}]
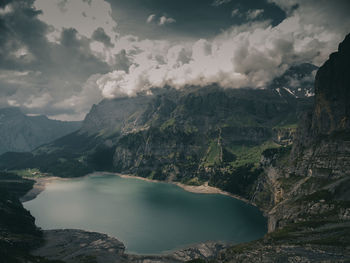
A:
[{"left": 0, "top": 107, "right": 81, "bottom": 154}]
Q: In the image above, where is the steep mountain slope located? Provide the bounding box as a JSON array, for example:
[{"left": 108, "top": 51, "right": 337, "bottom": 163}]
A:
[
  {"left": 219, "top": 33, "right": 350, "bottom": 263},
  {"left": 0, "top": 87, "right": 312, "bottom": 195},
  {"left": 0, "top": 107, "right": 81, "bottom": 154},
  {"left": 269, "top": 63, "right": 318, "bottom": 98}
]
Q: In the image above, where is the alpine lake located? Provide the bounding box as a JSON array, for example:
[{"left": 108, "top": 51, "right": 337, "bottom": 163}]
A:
[{"left": 24, "top": 173, "right": 267, "bottom": 254}]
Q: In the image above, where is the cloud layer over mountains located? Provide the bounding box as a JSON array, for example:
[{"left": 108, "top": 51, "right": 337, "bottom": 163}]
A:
[{"left": 0, "top": 0, "right": 349, "bottom": 120}]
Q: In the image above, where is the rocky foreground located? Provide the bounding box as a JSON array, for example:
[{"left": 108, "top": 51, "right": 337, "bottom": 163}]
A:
[{"left": 33, "top": 229, "right": 228, "bottom": 263}]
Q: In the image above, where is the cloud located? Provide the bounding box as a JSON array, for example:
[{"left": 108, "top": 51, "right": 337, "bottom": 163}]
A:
[
  {"left": 212, "top": 0, "right": 232, "bottom": 7},
  {"left": 0, "top": 4, "right": 13, "bottom": 15},
  {"left": 52, "top": 74, "right": 103, "bottom": 120},
  {"left": 23, "top": 93, "right": 53, "bottom": 109},
  {"left": 246, "top": 9, "right": 264, "bottom": 20},
  {"left": 231, "top": 8, "right": 264, "bottom": 20},
  {"left": 231, "top": 9, "right": 240, "bottom": 17},
  {"left": 0, "top": 0, "right": 111, "bottom": 120},
  {"left": 158, "top": 16, "right": 176, "bottom": 26},
  {"left": 95, "top": 2, "right": 350, "bottom": 99},
  {"left": 146, "top": 14, "right": 156, "bottom": 23},
  {"left": 1, "top": 0, "right": 350, "bottom": 121},
  {"left": 92, "top": 27, "right": 114, "bottom": 47},
  {"left": 146, "top": 14, "right": 176, "bottom": 26},
  {"left": 34, "top": 0, "right": 118, "bottom": 41}
]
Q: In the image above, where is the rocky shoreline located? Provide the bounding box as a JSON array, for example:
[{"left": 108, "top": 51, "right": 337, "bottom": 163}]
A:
[
  {"left": 32, "top": 229, "right": 229, "bottom": 263},
  {"left": 22, "top": 172, "right": 237, "bottom": 262}
]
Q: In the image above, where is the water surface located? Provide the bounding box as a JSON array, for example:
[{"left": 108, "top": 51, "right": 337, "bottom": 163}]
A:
[{"left": 24, "top": 174, "right": 266, "bottom": 254}]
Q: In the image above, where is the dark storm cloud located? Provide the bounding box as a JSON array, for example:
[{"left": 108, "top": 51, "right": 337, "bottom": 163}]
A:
[
  {"left": 92, "top": 27, "right": 114, "bottom": 47},
  {"left": 114, "top": 49, "right": 131, "bottom": 72},
  {"left": 1, "top": 0, "right": 349, "bottom": 121},
  {"left": 0, "top": 0, "right": 111, "bottom": 119}
]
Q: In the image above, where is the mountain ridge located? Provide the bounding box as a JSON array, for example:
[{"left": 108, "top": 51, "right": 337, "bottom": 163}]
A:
[{"left": 0, "top": 107, "right": 81, "bottom": 154}]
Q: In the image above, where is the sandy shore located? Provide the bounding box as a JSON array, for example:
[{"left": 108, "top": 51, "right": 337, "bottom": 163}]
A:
[
  {"left": 21, "top": 171, "right": 256, "bottom": 207},
  {"left": 20, "top": 176, "right": 65, "bottom": 202},
  {"left": 109, "top": 172, "right": 256, "bottom": 206}
]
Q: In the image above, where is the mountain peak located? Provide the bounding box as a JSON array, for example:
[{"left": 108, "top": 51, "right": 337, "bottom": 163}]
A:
[{"left": 312, "top": 33, "right": 350, "bottom": 135}]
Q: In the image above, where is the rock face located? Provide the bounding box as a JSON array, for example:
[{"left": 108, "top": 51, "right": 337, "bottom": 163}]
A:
[
  {"left": 33, "top": 229, "right": 229, "bottom": 263},
  {"left": 0, "top": 87, "right": 313, "bottom": 193},
  {"left": 219, "top": 33, "right": 350, "bottom": 263},
  {"left": 0, "top": 107, "right": 81, "bottom": 154},
  {"left": 290, "top": 33, "right": 350, "bottom": 178},
  {"left": 80, "top": 94, "right": 152, "bottom": 136},
  {"left": 312, "top": 34, "right": 350, "bottom": 135},
  {"left": 33, "top": 229, "right": 126, "bottom": 263},
  {"left": 0, "top": 173, "right": 43, "bottom": 262},
  {"left": 268, "top": 33, "right": 350, "bottom": 231}
]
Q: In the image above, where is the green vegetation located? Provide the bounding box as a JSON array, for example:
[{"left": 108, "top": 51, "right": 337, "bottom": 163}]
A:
[
  {"left": 160, "top": 118, "right": 176, "bottom": 131},
  {"left": 9, "top": 168, "right": 47, "bottom": 178},
  {"left": 227, "top": 140, "right": 280, "bottom": 168},
  {"left": 204, "top": 140, "right": 221, "bottom": 166},
  {"left": 182, "top": 177, "right": 203, "bottom": 186}
]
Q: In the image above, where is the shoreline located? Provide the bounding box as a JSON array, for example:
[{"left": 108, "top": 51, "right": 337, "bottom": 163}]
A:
[
  {"left": 113, "top": 173, "right": 256, "bottom": 207},
  {"left": 20, "top": 176, "right": 67, "bottom": 202},
  {"left": 20, "top": 171, "right": 263, "bottom": 259},
  {"left": 21, "top": 171, "right": 257, "bottom": 208}
]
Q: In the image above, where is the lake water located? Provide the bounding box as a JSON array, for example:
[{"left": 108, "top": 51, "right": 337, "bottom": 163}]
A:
[{"left": 23, "top": 174, "right": 267, "bottom": 254}]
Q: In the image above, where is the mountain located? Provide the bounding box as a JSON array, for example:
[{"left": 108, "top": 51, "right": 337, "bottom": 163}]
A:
[
  {"left": 0, "top": 87, "right": 312, "bottom": 191},
  {"left": 0, "top": 107, "right": 81, "bottom": 154},
  {"left": 219, "top": 33, "right": 350, "bottom": 262},
  {"left": 269, "top": 63, "right": 318, "bottom": 98},
  {"left": 0, "top": 34, "right": 349, "bottom": 262}
]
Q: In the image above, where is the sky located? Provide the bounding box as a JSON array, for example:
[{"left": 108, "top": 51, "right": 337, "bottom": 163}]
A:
[{"left": 0, "top": 0, "right": 349, "bottom": 121}]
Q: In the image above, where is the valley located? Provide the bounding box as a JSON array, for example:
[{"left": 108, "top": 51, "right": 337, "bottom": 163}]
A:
[{"left": 0, "top": 24, "right": 349, "bottom": 263}]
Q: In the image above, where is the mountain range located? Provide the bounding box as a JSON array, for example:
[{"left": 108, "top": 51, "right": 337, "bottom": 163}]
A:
[
  {"left": 0, "top": 107, "right": 81, "bottom": 154},
  {"left": 0, "top": 33, "right": 349, "bottom": 262}
]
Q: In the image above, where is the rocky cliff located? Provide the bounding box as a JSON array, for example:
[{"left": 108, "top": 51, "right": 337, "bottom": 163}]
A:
[{"left": 219, "top": 33, "right": 350, "bottom": 263}]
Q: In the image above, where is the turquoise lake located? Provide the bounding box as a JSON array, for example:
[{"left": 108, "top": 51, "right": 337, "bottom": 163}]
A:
[{"left": 23, "top": 174, "right": 267, "bottom": 254}]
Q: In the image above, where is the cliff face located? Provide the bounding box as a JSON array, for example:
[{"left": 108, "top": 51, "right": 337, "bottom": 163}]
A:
[
  {"left": 312, "top": 34, "right": 350, "bottom": 135},
  {"left": 0, "top": 86, "right": 311, "bottom": 188},
  {"left": 219, "top": 33, "right": 350, "bottom": 263},
  {"left": 290, "top": 33, "right": 350, "bottom": 179},
  {"left": 112, "top": 87, "right": 310, "bottom": 199},
  {"left": 268, "top": 33, "right": 350, "bottom": 229},
  {"left": 0, "top": 172, "right": 43, "bottom": 262}
]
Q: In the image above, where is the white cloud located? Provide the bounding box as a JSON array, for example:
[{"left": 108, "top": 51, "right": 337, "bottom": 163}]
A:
[
  {"left": 158, "top": 16, "right": 176, "bottom": 26},
  {"left": 146, "top": 14, "right": 176, "bottom": 26},
  {"left": 94, "top": 4, "right": 348, "bottom": 99},
  {"left": 246, "top": 9, "right": 264, "bottom": 20},
  {"left": 23, "top": 93, "right": 53, "bottom": 109},
  {"left": 231, "top": 9, "right": 240, "bottom": 18},
  {"left": 212, "top": 0, "right": 232, "bottom": 7},
  {"left": 0, "top": 4, "right": 13, "bottom": 16},
  {"left": 34, "top": 0, "right": 117, "bottom": 42},
  {"left": 53, "top": 74, "right": 103, "bottom": 120},
  {"left": 146, "top": 14, "right": 156, "bottom": 23},
  {"left": 14, "top": 0, "right": 348, "bottom": 121}
]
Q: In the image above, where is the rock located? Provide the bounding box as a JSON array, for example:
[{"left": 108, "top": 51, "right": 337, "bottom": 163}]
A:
[
  {"left": 32, "top": 229, "right": 127, "bottom": 263},
  {"left": 33, "top": 229, "right": 229, "bottom": 263}
]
